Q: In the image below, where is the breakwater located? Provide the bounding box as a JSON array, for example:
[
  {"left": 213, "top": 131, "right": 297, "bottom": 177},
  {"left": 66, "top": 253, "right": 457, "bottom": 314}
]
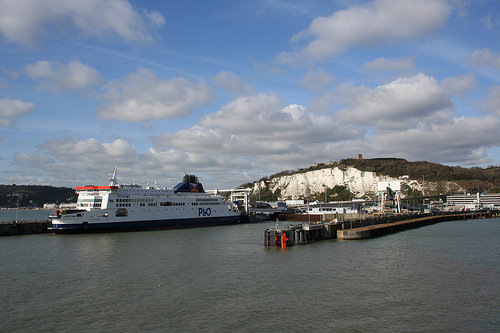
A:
[
  {"left": 0, "top": 221, "right": 51, "bottom": 236},
  {"left": 266, "top": 210, "right": 499, "bottom": 247},
  {"left": 337, "top": 210, "right": 499, "bottom": 240},
  {"left": 265, "top": 222, "right": 337, "bottom": 247}
]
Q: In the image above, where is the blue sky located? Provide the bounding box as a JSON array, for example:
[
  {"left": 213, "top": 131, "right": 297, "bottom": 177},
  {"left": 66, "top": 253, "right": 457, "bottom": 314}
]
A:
[{"left": 1, "top": 0, "right": 500, "bottom": 189}]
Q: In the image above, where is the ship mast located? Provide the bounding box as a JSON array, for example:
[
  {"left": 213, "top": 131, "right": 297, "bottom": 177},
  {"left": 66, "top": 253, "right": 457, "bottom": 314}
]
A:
[{"left": 108, "top": 167, "right": 119, "bottom": 187}]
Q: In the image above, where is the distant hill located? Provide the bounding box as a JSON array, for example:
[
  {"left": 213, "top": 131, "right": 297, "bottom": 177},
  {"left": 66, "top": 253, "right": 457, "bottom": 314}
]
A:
[
  {"left": 2, "top": 158, "right": 499, "bottom": 206},
  {"left": 335, "top": 158, "right": 500, "bottom": 193},
  {"left": 242, "top": 158, "right": 500, "bottom": 201},
  {"left": 0, "top": 185, "right": 76, "bottom": 208}
]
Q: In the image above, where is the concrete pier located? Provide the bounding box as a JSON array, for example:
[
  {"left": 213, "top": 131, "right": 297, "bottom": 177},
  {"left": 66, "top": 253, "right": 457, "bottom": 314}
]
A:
[
  {"left": 0, "top": 221, "right": 51, "bottom": 236},
  {"left": 265, "top": 210, "right": 499, "bottom": 245},
  {"left": 337, "top": 210, "right": 499, "bottom": 240},
  {"left": 265, "top": 222, "right": 339, "bottom": 247}
]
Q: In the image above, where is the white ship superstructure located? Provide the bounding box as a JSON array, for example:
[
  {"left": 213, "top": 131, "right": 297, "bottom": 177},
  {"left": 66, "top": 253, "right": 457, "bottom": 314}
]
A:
[{"left": 51, "top": 169, "right": 241, "bottom": 233}]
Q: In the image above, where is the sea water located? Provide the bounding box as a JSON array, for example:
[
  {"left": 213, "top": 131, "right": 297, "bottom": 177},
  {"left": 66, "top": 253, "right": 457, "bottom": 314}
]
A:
[
  {"left": 0, "top": 209, "right": 52, "bottom": 223},
  {"left": 1, "top": 218, "right": 499, "bottom": 332}
]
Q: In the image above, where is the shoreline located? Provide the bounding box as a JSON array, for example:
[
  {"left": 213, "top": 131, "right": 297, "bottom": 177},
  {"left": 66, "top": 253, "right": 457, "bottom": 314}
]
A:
[{"left": 0, "top": 208, "right": 52, "bottom": 211}]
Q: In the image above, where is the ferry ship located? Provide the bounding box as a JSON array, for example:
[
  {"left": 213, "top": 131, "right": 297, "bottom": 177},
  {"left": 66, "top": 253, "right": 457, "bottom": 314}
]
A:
[{"left": 51, "top": 169, "right": 241, "bottom": 233}]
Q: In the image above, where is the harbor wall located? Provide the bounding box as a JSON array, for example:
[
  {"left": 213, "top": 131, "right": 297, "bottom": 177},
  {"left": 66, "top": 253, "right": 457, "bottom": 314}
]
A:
[
  {"left": 278, "top": 212, "right": 405, "bottom": 223},
  {"left": 265, "top": 222, "right": 339, "bottom": 247},
  {"left": 337, "top": 210, "right": 499, "bottom": 240},
  {"left": 266, "top": 210, "right": 499, "bottom": 246},
  {"left": 0, "top": 221, "right": 51, "bottom": 236}
]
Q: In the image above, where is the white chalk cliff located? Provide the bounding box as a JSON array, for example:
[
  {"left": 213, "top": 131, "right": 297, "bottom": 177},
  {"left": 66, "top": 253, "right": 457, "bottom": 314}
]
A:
[{"left": 249, "top": 166, "right": 422, "bottom": 199}]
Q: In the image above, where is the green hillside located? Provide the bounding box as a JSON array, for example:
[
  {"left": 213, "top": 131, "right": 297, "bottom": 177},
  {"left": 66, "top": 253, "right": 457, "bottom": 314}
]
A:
[
  {"left": 301, "top": 158, "right": 500, "bottom": 194},
  {"left": 337, "top": 158, "right": 500, "bottom": 193},
  {"left": 246, "top": 158, "right": 500, "bottom": 200},
  {"left": 0, "top": 185, "right": 76, "bottom": 208}
]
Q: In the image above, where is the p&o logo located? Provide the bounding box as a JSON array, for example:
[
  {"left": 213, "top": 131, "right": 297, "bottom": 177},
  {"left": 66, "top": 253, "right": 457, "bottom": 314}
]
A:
[{"left": 198, "top": 208, "right": 211, "bottom": 216}]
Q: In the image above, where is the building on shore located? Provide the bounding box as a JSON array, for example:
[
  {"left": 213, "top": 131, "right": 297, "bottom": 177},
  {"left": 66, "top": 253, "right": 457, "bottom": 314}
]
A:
[
  {"left": 446, "top": 193, "right": 500, "bottom": 210},
  {"left": 305, "top": 200, "right": 375, "bottom": 215},
  {"left": 43, "top": 202, "right": 77, "bottom": 210}
]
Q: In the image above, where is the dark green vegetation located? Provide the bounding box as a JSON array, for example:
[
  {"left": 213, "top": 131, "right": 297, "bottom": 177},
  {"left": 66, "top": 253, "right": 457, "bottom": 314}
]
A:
[
  {"left": 337, "top": 158, "right": 500, "bottom": 193},
  {"left": 0, "top": 185, "right": 76, "bottom": 208},
  {"left": 297, "top": 158, "right": 500, "bottom": 194}
]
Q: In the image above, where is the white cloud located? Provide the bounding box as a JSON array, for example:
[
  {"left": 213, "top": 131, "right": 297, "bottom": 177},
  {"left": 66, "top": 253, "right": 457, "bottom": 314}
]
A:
[
  {"left": 10, "top": 86, "right": 500, "bottom": 188},
  {"left": 333, "top": 116, "right": 500, "bottom": 165},
  {"left": 212, "top": 71, "right": 254, "bottom": 96},
  {"left": 40, "top": 137, "right": 136, "bottom": 162},
  {"left": 22, "top": 138, "right": 140, "bottom": 184},
  {"left": 337, "top": 73, "right": 451, "bottom": 129},
  {"left": 277, "top": 0, "right": 450, "bottom": 64},
  {"left": 440, "top": 74, "right": 476, "bottom": 97},
  {"left": 15, "top": 152, "right": 53, "bottom": 166},
  {"left": 307, "top": 93, "right": 335, "bottom": 114},
  {"left": 470, "top": 48, "right": 500, "bottom": 70},
  {"left": 143, "top": 9, "right": 167, "bottom": 27},
  {"left": 24, "top": 60, "right": 102, "bottom": 91},
  {"left": 0, "top": 98, "right": 35, "bottom": 127},
  {"left": 156, "top": 127, "right": 228, "bottom": 153},
  {"left": 10, "top": 138, "right": 136, "bottom": 186},
  {"left": 200, "top": 94, "right": 282, "bottom": 136},
  {"left": 200, "top": 94, "right": 348, "bottom": 143},
  {"left": 15, "top": 137, "right": 260, "bottom": 187},
  {"left": 481, "top": 86, "right": 500, "bottom": 116},
  {"left": 155, "top": 93, "right": 361, "bottom": 156},
  {"left": 363, "top": 57, "right": 415, "bottom": 72},
  {"left": 0, "top": 0, "right": 165, "bottom": 45},
  {"left": 95, "top": 68, "right": 214, "bottom": 122},
  {"left": 299, "top": 67, "right": 334, "bottom": 92}
]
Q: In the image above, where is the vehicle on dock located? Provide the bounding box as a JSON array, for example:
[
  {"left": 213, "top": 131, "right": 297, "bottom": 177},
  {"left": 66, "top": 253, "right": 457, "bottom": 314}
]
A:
[{"left": 50, "top": 169, "right": 241, "bottom": 233}]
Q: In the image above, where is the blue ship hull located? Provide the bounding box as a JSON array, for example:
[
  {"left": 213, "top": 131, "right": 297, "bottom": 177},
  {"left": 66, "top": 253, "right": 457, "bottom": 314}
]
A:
[{"left": 51, "top": 215, "right": 241, "bottom": 233}]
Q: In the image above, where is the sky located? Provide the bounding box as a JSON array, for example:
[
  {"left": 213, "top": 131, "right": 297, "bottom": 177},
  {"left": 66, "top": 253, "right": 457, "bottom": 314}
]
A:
[{"left": 1, "top": 0, "right": 500, "bottom": 190}]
